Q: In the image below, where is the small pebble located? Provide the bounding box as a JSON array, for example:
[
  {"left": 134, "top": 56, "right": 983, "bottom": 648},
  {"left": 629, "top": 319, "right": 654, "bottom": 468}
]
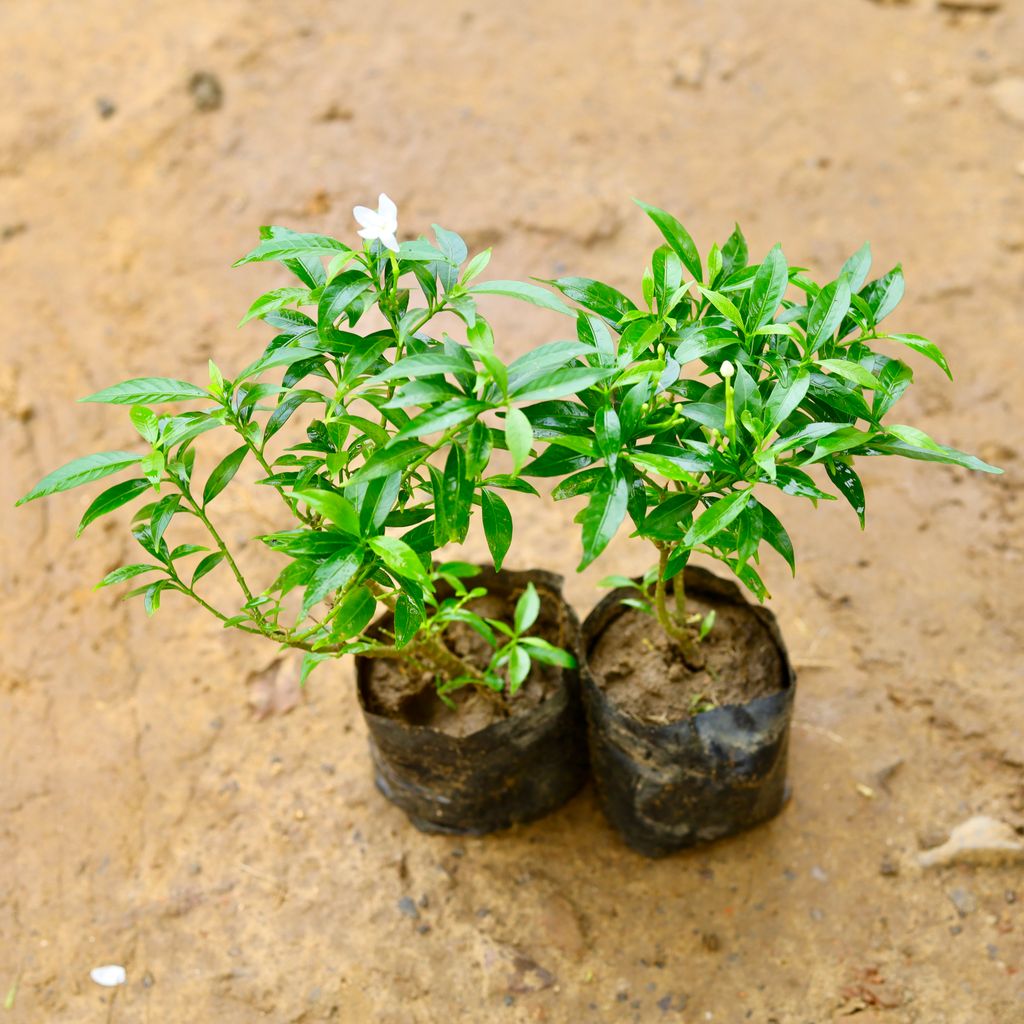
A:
[
  {"left": 811, "top": 866, "right": 829, "bottom": 882},
  {"left": 320, "top": 762, "right": 336, "bottom": 775},
  {"left": 95, "top": 97, "right": 116, "bottom": 119},
  {"left": 141, "top": 971, "right": 155, "bottom": 988},
  {"left": 701, "top": 932, "right": 721, "bottom": 952},
  {"left": 950, "top": 924, "right": 963, "bottom": 936},
  {"left": 397, "top": 896, "right": 419, "bottom": 919},
  {"left": 504, "top": 995, "right": 515, "bottom": 1006},
  {"left": 879, "top": 855, "right": 899, "bottom": 877},
  {"left": 949, "top": 888, "right": 977, "bottom": 917},
  {"left": 89, "top": 965, "right": 126, "bottom": 987},
  {"left": 1006, "top": 890, "right": 1017, "bottom": 904},
  {"left": 188, "top": 71, "right": 224, "bottom": 112},
  {"left": 810, "top": 907, "right": 825, "bottom": 921}
]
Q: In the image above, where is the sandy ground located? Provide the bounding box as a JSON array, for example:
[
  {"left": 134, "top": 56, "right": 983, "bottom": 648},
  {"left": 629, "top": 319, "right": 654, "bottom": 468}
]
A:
[{"left": 2, "top": 1, "right": 1023, "bottom": 1021}]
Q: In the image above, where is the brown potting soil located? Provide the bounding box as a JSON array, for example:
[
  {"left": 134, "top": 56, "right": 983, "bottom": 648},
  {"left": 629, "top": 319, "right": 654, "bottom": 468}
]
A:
[
  {"left": 363, "top": 586, "right": 566, "bottom": 738},
  {"left": 588, "top": 593, "right": 786, "bottom": 724}
]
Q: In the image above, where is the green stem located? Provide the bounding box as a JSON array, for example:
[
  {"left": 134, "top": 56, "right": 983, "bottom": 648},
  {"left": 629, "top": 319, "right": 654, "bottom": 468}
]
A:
[{"left": 654, "top": 545, "right": 704, "bottom": 670}]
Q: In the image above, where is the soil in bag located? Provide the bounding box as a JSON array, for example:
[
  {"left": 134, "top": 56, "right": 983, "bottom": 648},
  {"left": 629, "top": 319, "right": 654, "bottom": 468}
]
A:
[
  {"left": 357, "top": 567, "right": 588, "bottom": 836},
  {"left": 581, "top": 565, "right": 795, "bottom": 857}
]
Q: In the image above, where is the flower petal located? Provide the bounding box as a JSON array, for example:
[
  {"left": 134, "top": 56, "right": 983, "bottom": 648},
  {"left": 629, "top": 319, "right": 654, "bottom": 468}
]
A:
[
  {"left": 377, "top": 193, "right": 397, "bottom": 223},
  {"left": 352, "top": 205, "right": 377, "bottom": 228},
  {"left": 356, "top": 227, "right": 379, "bottom": 241},
  {"left": 380, "top": 232, "right": 399, "bottom": 253}
]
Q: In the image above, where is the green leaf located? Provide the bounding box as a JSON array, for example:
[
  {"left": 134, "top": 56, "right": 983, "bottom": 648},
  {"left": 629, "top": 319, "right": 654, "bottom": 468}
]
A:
[
  {"left": 239, "top": 286, "right": 311, "bottom": 327},
  {"left": 881, "top": 425, "right": 1001, "bottom": 474},
  {"left": 841, "top": 242, "right": 872, "bottom": 293},
  {"left": 520, "top": 637, "right": 576, "bottom": 668},
  {"left": 300, "top": 652, "right": 331, "bottom": 686},
  {"left": 509, "top": 366, "right": 614, "bottom": 402},
  {"left": 236, "top": 346, "right": 323, "bottom": 383},
  {"left": 746, "top": 244, "right": 788, "bottom": 331},
  {"left": 468, "top": 280, "right": 574, "bottom": 316},
  {"left": 17, "top": 451, "right": 143, "bottom": 505},
  {"left": 514, "top": 582, "right": 541, "bottom": 633},
  {"left": 234, "top": 231, "right": 351, "bottom": 266},
  {"left": 806, "top": 277, "right": 852, "bottom": 351},
  {"left": 817, "top": 358, "right": 881, "bottom": 389},
  {"left": 757, "top": 501, "right": 796, "bottom": 572},
  {"left": 130, "top": 406, "right": 159, "bottom": 443},
  {"left": 368, "top": 535, "right": 429, "bottom": 582},
  {"left": 765, "top": 372, "right": 810, "bottom": 432},
  {"left": 507, "top": 646, "right": 531, "bottom": 692},
  {"left": 635, "top": 200, "right": 702, "bottom": 282},
  {"left": 80, "top": 379, "right": 209, "bottom": 405},
  {"left": 504, "top": 407, "right": 533, "bottom": 474},
  {"left": 191, "top": 551, "right": 225, "bottom": 586},
  {"left": 202, "top": 446, "right": 248, "bottom": 506},
  {"left": 578, "top": 473, "right": 628, "bottom": 570},
  {"left": 881, "top": 333, "right": 952, "bottom": 379},
  {"left": 551, "top": 277, "right": 637, "bottom": 323},
  {"left": 393, "top": 594, "right": 423, "bottom": 648},
  {"left": 432, "top": 223, "right": 468, "bottom": 267},
  {"left": 683, "top": 490, "right": 752, "bottom": 547},
  {"left": 721, "top": 224, "right": 749, "bottom": 280},
  {"left": 697, "top": 287, "right": 745, "bottom": 331},
  {"left": 330, "top": 585, "right": 377, "bottom": 640},
  {"left": 861, "top": 265, "right": 904, "bottom": 323},
  {"left": 95, "top": 563, "right": 162, "bottom": 589},
  {"left": 349, "top": 441, "right": 429, "bottom": 484},
  {"left": 481, "top": 489, "right": 513, "bottom": 571},
  {"left": 372, "top": 351, "right": 475, "bottom": 382},
  {"left": 393, "top": 398, "right": 488, "bottom": 442},
  {"left": 302, "top": 550, "right": 362, "bottom": 616},
  {"left": 461, "top": 248, "right": 492, "bottom": 285},
  {"left": 318, "top": 270, "right": 372, "bottom": 331},
  {"left": 76, "top": 478, "right": 151, "bottom": 536},
  {"left": 825, "top": 460, "right": 866, "bottom": 527},
  {"left": 294, "top": 488, "right": 361, "bottom": 533}
]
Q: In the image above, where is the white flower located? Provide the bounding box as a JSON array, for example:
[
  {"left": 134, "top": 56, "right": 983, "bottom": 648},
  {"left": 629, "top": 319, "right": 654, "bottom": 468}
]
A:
[
  {"left": 720, "top": 360, "right": 735, "bottom": 378},
  {"left": 353, "top": 193, "right": 399, "bottom": 253},
  {"left": 90, "top": 965, "right": 126, "bottom": 987}
]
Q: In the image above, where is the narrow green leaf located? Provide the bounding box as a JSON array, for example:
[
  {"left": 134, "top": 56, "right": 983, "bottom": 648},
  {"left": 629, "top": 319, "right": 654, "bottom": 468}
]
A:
[
  {"left": 514, "top": 582, "right": 541, "bottom": 633},
  {"left": 882, "top": 333, "right": 952, "bottom": 379},
  {"left": 747, "top": 244, "right": 788, "bottom": 331},
  {"left": 76, "top": 478, "right": 151, "bottom": 536},
  {"left": 202, "top": 446, "right": 248, "bottom": 506},
  {"left": 697, "top": 287, "right": 745, "bottom": 331},
  {"left": 684, "top": 490, "right": 752, "bottom": 547},
  {"left": 18, "top": 451, "right": 143, "bottom": 505},
  {"left": 481, "top": 489, "right": 513, "bottom": 571},
  {"left": 393, "top": 593, "right": 423, "bottom": 648},
  {"left": 330, "top": 585, "right": 376, "bottom": 639},
  {"left": 80, "top": 378, "right": 209, "bottom": 405},
  {"left": 368, "top": 535, "right": 429, "bottom": 582},
  {"left": 239, "top": 286, "right": 311, "bottom": 327},
  {"left": 393, "top": 398, "right": 487, "bottom": 442},
  {"left": 806, "top": 277, "right": 852, "bottom": 351},
  {"left": 635, "top": 200, "right": 702, "bottom": 282},
  {"left": 817, "top": 358, "right": 881, "bottom": 389},
  {"left": 468, "top": 280, "right": 574, "bottom": 316},
  {"left": 294, "top": 488, "right": 360, "bottom": 533},
  {"left": 509, "top": 366, "right": 614, "bottom": 403},
  {"left": 234, "top": 232, "right": 351, "bottom": 266},
  {"left": 302, "top": 549, "right": 362, "bottom": 616},
  {"left": 578, "top": 473, "right": 628, "bottom": 570},
  {"left": 349, "top": 441, "right": 429, "bottom": 484},
  {"left": 504, "top": 407, "right": 533, "bottom": 474},
  {"left": 825, "top": 460, "right": 866, "bottom": 527},
  {"left": 95, "top": 564, "right": 162, "bottom": 589},
  {"left": 191, "top": 551, "right": 225, "bottom": 586},
  {"left": 507, "top": 646, "right": 531, "bottom": 692}
]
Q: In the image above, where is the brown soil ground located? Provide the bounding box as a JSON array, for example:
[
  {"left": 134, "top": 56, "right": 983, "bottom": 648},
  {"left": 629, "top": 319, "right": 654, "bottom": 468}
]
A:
[
  {"left": 589, "top": 592, "right": 786, "bottom": 723},
  {"left": 2, "top": 2, "right": 1023, "bottom": 1021}
]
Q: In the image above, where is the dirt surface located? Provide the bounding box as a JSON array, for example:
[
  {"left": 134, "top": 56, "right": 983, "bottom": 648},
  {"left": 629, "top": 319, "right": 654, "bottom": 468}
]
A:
[
  {"left": 588, "top": 591, "right": 786, "bottom": 723},
  {"left": 363, "top": 582, "right": 568, "bottom": 738},
  {"left": 2, "top": 1, "right": 1023, "bottom": 1021}
]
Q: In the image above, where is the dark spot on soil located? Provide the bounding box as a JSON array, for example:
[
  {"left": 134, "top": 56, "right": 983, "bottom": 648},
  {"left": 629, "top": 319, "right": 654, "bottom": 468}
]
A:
[
  {"left": 188, "top": 71, "right": 223, "bottom": 112},
  {"left": 95, "top": 97, "right": 116, "bottom": 119}
]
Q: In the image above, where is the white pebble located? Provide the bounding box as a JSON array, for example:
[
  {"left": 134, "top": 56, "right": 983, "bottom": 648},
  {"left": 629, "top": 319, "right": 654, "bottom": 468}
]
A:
[{"left": 89, "top": 965, "right": 126, "bottom": 987}]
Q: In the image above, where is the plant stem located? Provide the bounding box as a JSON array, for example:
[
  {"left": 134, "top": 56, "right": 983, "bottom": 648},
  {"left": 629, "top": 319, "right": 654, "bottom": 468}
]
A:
[{"left": 654, "top": 544, "right": 704, "bottom": 670}]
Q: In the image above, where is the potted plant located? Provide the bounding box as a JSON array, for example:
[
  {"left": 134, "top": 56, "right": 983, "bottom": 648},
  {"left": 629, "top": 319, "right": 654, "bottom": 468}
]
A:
[
  {"left": 16, "top": 195, "right": 587, "bottom": 836},
  {"left": 517, "top": 200, "right": 1001, "bottom": 856}
]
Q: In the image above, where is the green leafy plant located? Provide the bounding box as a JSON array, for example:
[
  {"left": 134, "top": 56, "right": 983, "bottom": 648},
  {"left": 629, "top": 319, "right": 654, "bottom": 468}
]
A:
[
  {"left": 17, "top": 195, "right": 576, "bottom": 704},
  {"left": 512, "top": 200, "right": 1001, "bottom": 668}
]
